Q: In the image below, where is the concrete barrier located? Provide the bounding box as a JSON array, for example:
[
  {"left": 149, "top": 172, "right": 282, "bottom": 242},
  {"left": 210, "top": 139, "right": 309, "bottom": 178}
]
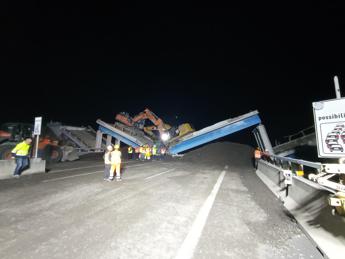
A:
[
  {"left": 257, "top": 160, "right": 345, "bottom": 259},
  {"left": 0, "top": 158, "right": 46, "bottom": 180}
]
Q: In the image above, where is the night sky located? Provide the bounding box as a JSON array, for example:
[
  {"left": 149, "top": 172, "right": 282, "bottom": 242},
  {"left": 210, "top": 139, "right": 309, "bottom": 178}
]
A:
[{"left": 2, "top": 2, "right": 345, "bottom": 145}]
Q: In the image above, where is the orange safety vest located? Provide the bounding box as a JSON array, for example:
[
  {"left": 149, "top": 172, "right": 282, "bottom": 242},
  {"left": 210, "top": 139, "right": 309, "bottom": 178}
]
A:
[{"left": 254, "top": 150, "right": 261, "bottom": 159}]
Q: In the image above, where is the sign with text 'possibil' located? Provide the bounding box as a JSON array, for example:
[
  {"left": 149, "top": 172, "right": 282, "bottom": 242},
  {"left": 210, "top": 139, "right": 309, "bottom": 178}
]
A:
[{"left": 313, "top": 98, "right": 345, "bottom": 158}]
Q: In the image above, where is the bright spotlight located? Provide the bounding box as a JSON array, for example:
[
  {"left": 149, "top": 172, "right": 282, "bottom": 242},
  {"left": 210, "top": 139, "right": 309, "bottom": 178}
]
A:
[{"left": 161, "top": 132, "right": 170, "bottom": 141}]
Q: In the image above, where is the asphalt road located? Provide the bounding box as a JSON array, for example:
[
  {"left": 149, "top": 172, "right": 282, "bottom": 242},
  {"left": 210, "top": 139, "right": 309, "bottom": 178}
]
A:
[{"left": 0, "top": 153, "right": 323, "bottom": 259}]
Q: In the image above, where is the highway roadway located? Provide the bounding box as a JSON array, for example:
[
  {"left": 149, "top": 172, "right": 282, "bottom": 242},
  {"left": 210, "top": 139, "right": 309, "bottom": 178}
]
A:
[{"left": 0, "top": 153, "right": 323, "bottom": 259}]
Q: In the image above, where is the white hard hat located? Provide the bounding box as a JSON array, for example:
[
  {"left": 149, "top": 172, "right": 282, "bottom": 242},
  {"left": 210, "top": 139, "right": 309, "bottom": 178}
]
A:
[{"left": 107, "top": 145, "right": 113, "bottom": 151}]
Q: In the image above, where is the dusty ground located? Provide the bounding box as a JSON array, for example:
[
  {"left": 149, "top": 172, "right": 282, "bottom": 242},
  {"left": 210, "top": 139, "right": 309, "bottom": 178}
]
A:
[{"left": 0, "top": 142, "right": 322, "bottom": 259}]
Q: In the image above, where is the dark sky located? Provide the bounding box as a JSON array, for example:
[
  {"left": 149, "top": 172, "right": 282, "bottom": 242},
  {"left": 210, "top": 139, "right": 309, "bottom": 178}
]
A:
[{"left": 2, "top": 2, "right": 345, "bottom": 144}]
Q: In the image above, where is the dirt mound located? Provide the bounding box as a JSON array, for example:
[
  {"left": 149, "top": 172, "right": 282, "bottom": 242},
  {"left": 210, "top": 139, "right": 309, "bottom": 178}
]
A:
[{"left": 181, "top": 142, "right": 254, "bottom": 168}]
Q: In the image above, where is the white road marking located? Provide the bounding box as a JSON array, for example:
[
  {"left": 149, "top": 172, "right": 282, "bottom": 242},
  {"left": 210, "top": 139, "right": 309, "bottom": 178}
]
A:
[
  {"left": 49, "top": 161, "right": 137, "bottom": 173},
  {"left": 42, "top": 163, "right": 150, "bottom": 183},
  {"left": 175, "top": 168, "right": 227, "bottom": 259},
  {"left": 145, "top": 168, "right": 175, "bottom": 180},
  {"left": 49, "top": 165, "right": 103, "bottom": 173},
  {"left": 125, "top": 163, "right": 149, "bottom": 169},
  {"left": 42, "top": 171, "right": 104, "bottom": 182}
]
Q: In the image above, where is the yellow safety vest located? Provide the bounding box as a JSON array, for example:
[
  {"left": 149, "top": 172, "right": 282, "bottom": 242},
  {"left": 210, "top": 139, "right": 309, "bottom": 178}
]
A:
[
  {"left": 111, "top": 150, "right": 122, "bottom": 164},
  {"left": 152, "top": 147, "right": 157, "bottom": 155},
  {"left": 12, "top": 141, "right": 31, "bottom": 156}
]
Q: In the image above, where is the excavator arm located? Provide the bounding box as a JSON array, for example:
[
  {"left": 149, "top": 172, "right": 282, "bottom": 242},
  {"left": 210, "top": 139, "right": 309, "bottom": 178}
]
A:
[
  {"left": 115, "top": 108, "right": 173, "bottom": 141},
  {"left": 115, "top": 112, "right": 134, "bottom": 127}
]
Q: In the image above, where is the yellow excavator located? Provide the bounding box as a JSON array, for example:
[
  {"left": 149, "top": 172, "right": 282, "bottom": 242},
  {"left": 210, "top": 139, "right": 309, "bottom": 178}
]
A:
[{"left": 115, "top": 108, "right": 194, "bottom": 142}]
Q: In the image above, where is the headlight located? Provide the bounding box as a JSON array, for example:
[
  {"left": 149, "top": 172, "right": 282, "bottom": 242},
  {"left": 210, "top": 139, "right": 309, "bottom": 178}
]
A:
[{"left": 161, "top": 132, "right": 170, "bottom": 141}]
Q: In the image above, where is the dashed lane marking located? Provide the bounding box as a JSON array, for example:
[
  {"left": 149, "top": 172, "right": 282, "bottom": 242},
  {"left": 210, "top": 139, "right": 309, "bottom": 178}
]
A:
[
  {"left": 175, "top": 168, "right": 227, "bottom": 259},
  {"left": 145, "top": 168, "right": 175, "bottom": 180}
]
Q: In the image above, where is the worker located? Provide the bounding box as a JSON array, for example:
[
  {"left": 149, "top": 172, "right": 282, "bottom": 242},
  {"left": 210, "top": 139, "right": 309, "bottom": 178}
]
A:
[
  {"left": 152, "top": 145, "right": 157, "bottom": 160},
  {"left": 134, "top": 146, "right": 140, "bottom": 160},
  {"left": 11, "top": 137, "right": 33, "bottom": 178},
  {"left": 160, "top": 146, "right": 166, "bottom": 159},
  {"left": 253, "top": 147, "right": 262, "bottom": 169},
  {"left": 127, "top": 146, "right": 133, "bottom": 160},
  {"left": 139, "top": 145, "right": 145, "bottom": 161},
  {"left": 103, "top": 145, "right": 113, "bottom": 181},
  {"left": 110, "top": 144, "right": 122, "bottom": 181},
  {"left": 145, "top": 145, "right": 151, "bottom": 160}
]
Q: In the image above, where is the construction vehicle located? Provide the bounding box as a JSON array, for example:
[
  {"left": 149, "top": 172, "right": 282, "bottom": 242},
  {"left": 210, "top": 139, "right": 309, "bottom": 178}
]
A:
[
  {"left": 46, "top": 122, "right": 104, "bottom": 157},
  {"left": 0, "top": 122, "right": 104, "bottom": 162},
  {"left": 116, "top": 109, "right": 172, "bottom": 136},
  {"left": 0, "top": 122, "right": 63, "bottom": 162},
  {"left": 115, "top": 108, "right": 194, "bottom": 142}
]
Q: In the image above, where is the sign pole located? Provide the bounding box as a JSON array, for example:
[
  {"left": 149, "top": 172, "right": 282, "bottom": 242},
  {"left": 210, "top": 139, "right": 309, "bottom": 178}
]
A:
[
  {"left": 33, "top": 117, "right": 42, "bottom": 159},
  {"left": 35, "top": 135, "right": 39, "bottom": 158},
  {"left": 334, "top": 75, "right": 341, "bottom": 99}
]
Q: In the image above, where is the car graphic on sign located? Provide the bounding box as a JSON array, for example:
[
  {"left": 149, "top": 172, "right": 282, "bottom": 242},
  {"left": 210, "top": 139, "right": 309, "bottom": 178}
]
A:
[
  {"left": 331, "top": 130, "right": 342, "bottom": 135},
  {"left": 326, "top": 136, "right": 338, "bottom": 144},
  {"left": 329, "top": 144, "right": 344, "bottom": 152},
  {"left": 327, "top": 133, "right": 340, "bottom": 139},
  {"left": 327, "top": 140, "right": 339, "bottom": 148}
]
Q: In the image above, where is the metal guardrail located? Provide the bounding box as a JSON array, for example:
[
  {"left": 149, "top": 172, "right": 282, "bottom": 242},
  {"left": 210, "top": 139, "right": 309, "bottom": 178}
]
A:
[
  {"left": 257, "top": 159, "right": 345, "bottom": 258},
  {"left": 260, "top": 159, "right": 334, "bottom": 193},
  {"left": 275, "top": 126, "right": 314, "bottom": 144},
  {"left": 284, "top": 126, "right": 314, "bottom": 141},
  {"left": 269, "top": 154, "right": 322, "bottom": 170},
  {"left": 261, "top": 153, "right": 337, "bottom": 194}
]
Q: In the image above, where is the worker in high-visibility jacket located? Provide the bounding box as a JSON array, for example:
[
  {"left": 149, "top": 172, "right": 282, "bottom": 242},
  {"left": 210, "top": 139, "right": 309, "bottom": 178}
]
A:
[
  {"left": 139, "top": 145, "right": 145, "bottom": 161},
  {"left": 11, "top": 137, "right": 32, "bottom": 178},
  {"left": 134, "top": 146, "right": 140, "bottom": 160},
  {"left": 127, "top": 146, "right": 133, "bottom": 160},
  {"left": 103, "top": 145, "right": 113, "bottom": 181},
  {"left": 152, "top": 145, "right": 157, "bottom": 160},
  {"left": 145, "top": 145, "right": 151, "bottom": 160},
  {"left": 253, "top": 148, "right": 261, "bottom": 169},
  {"left": 110, "top": 144, "right": 122, "bottom": 181}
]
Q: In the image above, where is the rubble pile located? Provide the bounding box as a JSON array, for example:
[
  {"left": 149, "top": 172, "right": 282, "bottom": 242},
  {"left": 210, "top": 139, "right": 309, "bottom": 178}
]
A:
[{"left": 181, "top": 141, "right": 254, "bottom": 168}]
